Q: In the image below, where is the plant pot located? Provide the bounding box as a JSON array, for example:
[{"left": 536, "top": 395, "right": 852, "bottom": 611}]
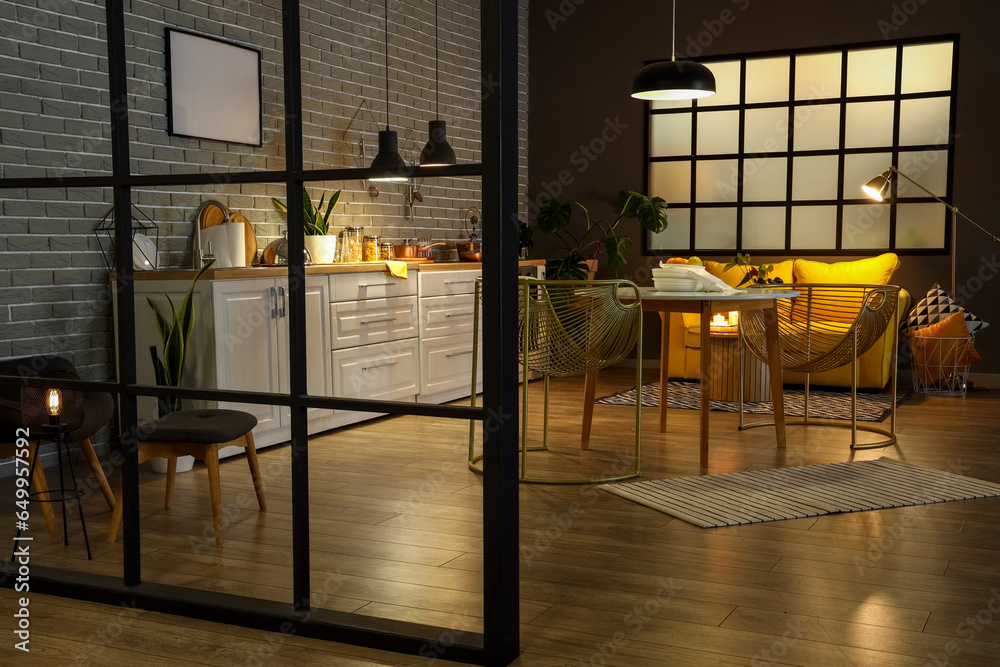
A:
[{"left": 304, "top": 235, "right": 337, "bottom": 264}]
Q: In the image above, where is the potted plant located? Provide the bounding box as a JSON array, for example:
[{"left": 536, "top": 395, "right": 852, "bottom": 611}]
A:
[
  {"left": 271, "top": 189, "right": 342, "bottom": 263},
  {"left": 533, "top": 190, "right": 668, "bottom": 280}
]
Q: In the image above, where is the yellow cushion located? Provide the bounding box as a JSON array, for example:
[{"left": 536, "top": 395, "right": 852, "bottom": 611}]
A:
[
  {"left": 908, "top": 310, "right": 981, "bottom": 384},
  {"left": 705, "top": 259, "right": 794, "bottom": 287},
  {"left": 792, "top": 253, "right": 900, "bottom": 285}
]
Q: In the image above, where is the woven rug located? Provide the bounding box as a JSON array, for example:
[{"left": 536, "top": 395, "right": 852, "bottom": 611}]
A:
[
  {"left": 595, "top": 380, "right": 909, "bottom": 422},
  {"left": 600, "top": 457, "right": 1000, "bottom": 528}
]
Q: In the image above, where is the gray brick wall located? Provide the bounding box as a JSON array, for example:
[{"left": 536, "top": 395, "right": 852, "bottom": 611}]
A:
[{"left": 0, "top": 0, "right": 529, "bottom": 475}]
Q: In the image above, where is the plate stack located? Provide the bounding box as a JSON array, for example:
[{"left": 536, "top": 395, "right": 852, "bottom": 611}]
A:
[{"left": 651, "top": 264, "right": 706, "bottom": 292}]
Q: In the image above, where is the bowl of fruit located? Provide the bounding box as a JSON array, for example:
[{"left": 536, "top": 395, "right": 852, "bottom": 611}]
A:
[{"left": 652, "top": 257, "right": 706, "bottom": 291}]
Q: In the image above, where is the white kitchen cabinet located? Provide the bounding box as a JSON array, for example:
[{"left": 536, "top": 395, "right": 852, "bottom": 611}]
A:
[{"left": 417, "top": 269, "right": 482, "bottom": 403}]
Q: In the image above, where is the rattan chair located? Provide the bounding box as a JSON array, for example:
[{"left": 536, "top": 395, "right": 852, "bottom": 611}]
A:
[
  {"left": 468, "top": 277, "right": 643, "bottom": 483},
  {"left": 738, "top": 283, "right": 900, "bottom": 449}
]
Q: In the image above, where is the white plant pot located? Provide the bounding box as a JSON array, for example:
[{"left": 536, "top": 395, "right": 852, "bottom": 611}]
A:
[
  {"left": 150, "top": 455, "right": 195, "bottom": 474},
  {"left": 304, "top": 235, "right": 337, "bottom": 264}
]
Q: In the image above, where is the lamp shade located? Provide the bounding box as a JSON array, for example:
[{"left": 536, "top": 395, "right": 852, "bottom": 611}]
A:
[
  {"left": 369, "top": 129, "right": 408, "bottom": 182},
  {"left": 419, "top": 120, "right": 456, "bottom": 167},
  {"left": 862, "top": 170, "right": 893, "bottom": 202},
  {"left": 631, "top": 60, "right": 716, "bottom": 101}
]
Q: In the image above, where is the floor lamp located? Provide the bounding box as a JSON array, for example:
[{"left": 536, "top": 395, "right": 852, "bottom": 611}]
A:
[{"left": 863, "top": 166, "right": 1000, "bottom": 296}]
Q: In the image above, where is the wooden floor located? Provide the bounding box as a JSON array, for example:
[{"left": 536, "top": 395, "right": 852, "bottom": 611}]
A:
[{"left": 3, "top": 369, "right": 1000, "bottom": 666}]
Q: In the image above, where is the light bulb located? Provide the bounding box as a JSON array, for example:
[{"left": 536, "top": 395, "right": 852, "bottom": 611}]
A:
[{"left": 46, "top": 388, "right": 62, "bottom": 423}]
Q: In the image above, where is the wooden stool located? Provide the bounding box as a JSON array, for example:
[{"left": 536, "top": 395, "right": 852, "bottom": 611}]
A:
[{"left": 108, "top": 409, "right": 265, "bottom": 546}]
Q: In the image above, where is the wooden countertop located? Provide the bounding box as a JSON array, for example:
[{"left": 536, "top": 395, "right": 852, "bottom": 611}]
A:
[{"left": 117, "top": 259, "right": 544, "bottom": 281}]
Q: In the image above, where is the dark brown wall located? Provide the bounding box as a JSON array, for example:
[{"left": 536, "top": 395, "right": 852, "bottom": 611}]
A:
[{"left": 528, "top": 0, "right": 1000, "bottom": 373}]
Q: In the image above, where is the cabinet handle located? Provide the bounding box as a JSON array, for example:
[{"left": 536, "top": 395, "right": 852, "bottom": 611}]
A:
[
  {"left": 361, "top": 360, "right": 399, "bottom": 371},
  {"left": 277, "top": 285, "right": 286, "bottom": 318},
  {"left": 358, "top": 282, "right": 394, "bottom": 289},
  {"left": 360, "top": 317, "right": 396, "bottom": 325},
  {"left": 446, "top": 350, "right": 474, "bottom": 358},
  {"left": 270, "top": 286, "right": 279, "bottom": 319},
  {"left": 444, "top": 280, "right": 476, "bottom": 285},
  {"left": 445, "top": 312, "right": 475, "bottom": 318}
]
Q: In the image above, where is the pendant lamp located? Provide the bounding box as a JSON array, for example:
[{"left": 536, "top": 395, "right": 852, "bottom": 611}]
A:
[
  {"left": 370, "top": 0, "right": 408, "bottom": 182},
  {"left": 419, "top": 0, "right": 457, "bottom": 166},
  {"left": 631, "top": 0, "right": 716, "bottom": 101}
]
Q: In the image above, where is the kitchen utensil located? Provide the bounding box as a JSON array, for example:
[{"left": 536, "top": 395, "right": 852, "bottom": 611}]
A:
[
  {"left": 197, "top": 200, "right": 230, "bottom": 229},
  {"left": 392, "top": 240, "right": 444, "bottom": 258},
  {"left": 260, "top": 232, "right": 312, "bottom": 265},
  {"left": 132, "top": 233, "right": 157, "bottom": 270},
  {"left": 461, "top": 251, "right": 483, "bottom": 262}
]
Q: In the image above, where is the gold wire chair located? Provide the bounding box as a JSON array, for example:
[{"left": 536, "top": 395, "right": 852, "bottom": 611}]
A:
[
  {"left": 469, "top": 277, "right": 643, "bottom": 483},
  {"left": 738, "top": 283, "right": 900, "bottom": 449}
]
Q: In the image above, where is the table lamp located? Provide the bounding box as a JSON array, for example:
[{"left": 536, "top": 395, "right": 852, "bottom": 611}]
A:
[{"left": 863, "top": 166, "right": 999, "bottom": 296}]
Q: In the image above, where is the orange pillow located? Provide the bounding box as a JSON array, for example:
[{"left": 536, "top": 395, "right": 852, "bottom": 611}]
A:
[{"left": 908, "top": 310, "right": 981, "bottom": 384}]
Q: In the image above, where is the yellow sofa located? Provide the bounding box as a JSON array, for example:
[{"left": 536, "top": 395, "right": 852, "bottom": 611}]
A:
[{"left": 664, "top": 254, "right": 911, "bottom": 389}]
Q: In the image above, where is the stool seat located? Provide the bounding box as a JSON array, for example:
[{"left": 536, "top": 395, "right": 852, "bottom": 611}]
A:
[{"left": 139, "top": 409, "right": 257, "bottom": 444}]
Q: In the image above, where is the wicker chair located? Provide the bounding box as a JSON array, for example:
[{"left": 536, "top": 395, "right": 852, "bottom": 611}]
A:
[
  {"left": 739, "top": 283, "right": 900, "bottom": 449},
  {"left": 468, "top": 277, "right": 643, "bottom": 484}
]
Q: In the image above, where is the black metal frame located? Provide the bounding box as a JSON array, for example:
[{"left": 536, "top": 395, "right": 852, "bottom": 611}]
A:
[
  {"left": 641, "top": 34, "right": 960, "bottom": 258},
  {"left": 0, "top": 1, "right": 520, "bottom": 665}
]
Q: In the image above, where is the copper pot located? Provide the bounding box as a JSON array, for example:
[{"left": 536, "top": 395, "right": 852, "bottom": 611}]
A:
[
  {"left": 457, "top": 241, "right": 482, "bottom": 261},
  {"left": 392, "top": 241, "right": 444, "bottom": 258}
]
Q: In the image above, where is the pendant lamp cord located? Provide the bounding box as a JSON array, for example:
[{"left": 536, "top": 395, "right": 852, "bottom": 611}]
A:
[
  {"left": 434, "top": 0, "right": 440, "bottom": 117},
  {"left": 671, "top": 0, "right": 676, "bottom": 61},
  {"left": 383, "top": 0, "right": 390, "bottom": 130}
]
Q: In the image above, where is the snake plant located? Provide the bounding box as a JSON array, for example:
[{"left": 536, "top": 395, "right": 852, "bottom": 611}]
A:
[{"left": 271, "top": 189, "right": 341, "bottom": 236}]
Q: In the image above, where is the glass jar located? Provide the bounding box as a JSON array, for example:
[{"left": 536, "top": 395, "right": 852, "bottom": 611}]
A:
[
  {"left": 363, "top": 234, "right": 380, "bottom": 262},
  {"left": 379, "top": 242, "right": 393, "bottom": 261},
  {"left": 341, "top": 226, "right": 363, "bottom": 263}
]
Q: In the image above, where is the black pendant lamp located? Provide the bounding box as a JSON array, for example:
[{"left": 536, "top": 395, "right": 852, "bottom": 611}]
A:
[
  {"left": 631, "top": 0, "right": 716, "bottom": 101},
  {"left": 370, "top": 0, "right": 408, "bottom": 182},
  {"left": 419, "top": 0, "right": 457, "bottom": 166}
]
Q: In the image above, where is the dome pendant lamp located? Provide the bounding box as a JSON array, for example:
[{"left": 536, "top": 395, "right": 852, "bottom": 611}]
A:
[
  {"left": 370, "top": 0, "right": 408, "bottom": 182},
  {"left": 630, "top": 0, "right": 716, "bottom": 101},
  {"left": 419, "top": 0, "right": 457, "bottom": 167}
]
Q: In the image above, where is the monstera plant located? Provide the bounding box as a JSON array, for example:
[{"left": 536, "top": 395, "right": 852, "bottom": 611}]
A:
[{"left": 534, "top": 189, "right": 668, "bottom": 280}]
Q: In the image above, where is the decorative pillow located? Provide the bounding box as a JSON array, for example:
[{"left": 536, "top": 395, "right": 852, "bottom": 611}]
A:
[
  {"left": 704, "top": 259, "right": 793, "bottom": 287},
  {"left": 792, "top": 252, "right": 900, "bottom": 285},
  {"left": 908, "top": 310, "right": 981, "bottom": 384},
  {"left": 901, "top": 283, "right": 989, "bottom": 335}
]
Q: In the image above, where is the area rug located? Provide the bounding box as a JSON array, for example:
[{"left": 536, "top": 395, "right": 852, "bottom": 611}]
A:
[
  {"left": 599, "top": 457, "right": 1000, "bottom": 528},
  {"left": 595, "top": 380, "right": 909, "bottom": 422}
]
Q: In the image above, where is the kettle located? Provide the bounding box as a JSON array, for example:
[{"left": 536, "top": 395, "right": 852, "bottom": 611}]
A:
[{"left": 261, "top": 231, "right": 312, "bottom": 265}]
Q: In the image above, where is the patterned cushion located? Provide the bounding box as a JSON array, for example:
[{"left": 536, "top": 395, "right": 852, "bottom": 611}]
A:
[{"left": 901, "top": 284, "right": 988, "bottom": 335}]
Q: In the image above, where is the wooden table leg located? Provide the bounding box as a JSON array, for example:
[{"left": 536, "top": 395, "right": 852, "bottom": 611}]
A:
[
  {"left": 581, "top": 369, "right": 598, "bottom": 450},
  {"left": 763, "top": 302, "right": 787, "bottom": 449},
  {"left": 659, "top": 312, "right": 670, "bottom": 433},
  {"left": 699, "top": 302, "right": 712, "bottom": 468}
]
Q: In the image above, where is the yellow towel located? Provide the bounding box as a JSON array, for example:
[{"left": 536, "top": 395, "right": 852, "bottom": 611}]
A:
[{"left": 384, "top": 260, "right": 408, "bottom": 279}]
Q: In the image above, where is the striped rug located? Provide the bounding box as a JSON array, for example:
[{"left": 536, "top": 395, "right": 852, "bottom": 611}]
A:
[
  {"left": 600, "top": 458, "right": 1000, "bottom": 528},
  {"left": 595, "top": 380, "right": 908, "bottom": 422}
]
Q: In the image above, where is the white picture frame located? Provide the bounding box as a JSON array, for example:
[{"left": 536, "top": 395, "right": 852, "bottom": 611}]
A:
[{"left": 166, "top": 28, "right": 262, "bottom": 146}]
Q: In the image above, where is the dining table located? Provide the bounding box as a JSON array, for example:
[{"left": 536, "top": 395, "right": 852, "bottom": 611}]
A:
[{"left": 583, "top": 287, "right": 799, "bottom": 468}]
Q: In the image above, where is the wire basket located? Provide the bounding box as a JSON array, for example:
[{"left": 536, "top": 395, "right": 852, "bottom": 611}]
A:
[{"left": 909, "top": 335, "right": 975, "bottom": 396}]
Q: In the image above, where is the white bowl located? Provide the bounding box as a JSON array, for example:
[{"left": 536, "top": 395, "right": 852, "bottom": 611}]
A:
[
  {"left": 652, "top": 264, "right": 706, "bottom": 278},
  {"left": 653, "top": 277, "right": 703, "bottom": 292}
]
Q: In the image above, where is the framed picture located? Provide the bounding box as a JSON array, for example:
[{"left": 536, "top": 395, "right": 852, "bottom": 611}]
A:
[{"left": 165, "top": 28, "right": 262, "bottom": 146}]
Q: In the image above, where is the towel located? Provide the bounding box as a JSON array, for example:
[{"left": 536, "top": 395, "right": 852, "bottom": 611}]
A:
[{"left": 384, "top": 260, "right": 408, "bottom": 279}]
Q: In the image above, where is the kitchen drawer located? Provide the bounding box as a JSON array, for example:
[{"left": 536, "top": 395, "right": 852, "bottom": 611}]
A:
[
  {"left": 332, "top": 338, "right": 420, "bottom": 402},
  {"left": 418, "top": 269, "right": 481, "bottom": 297},
  {"left": 330, "top": 295, "right": 418, "bottom": 349},
  {"left": 419, "top": 293, "right": 480, "bottom": 339},
  {"left": 333, "top": 271, "right": 417, "bottom": 301},
  {"left": 420, "top": 332, "right": 482, "bottom": 397}
]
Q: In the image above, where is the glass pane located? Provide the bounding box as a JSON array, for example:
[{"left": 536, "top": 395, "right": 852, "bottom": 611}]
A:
[
  {"left": 901, "top": 42, "right": 953, "bottom": 94},
  {"left": 652, "top": 97, "right": 693, "bottom": 111},
  {"left": 845, "top": 101, "right": 894, "bottom": 148},
  {"left": 792, "top": 103, "right": 840, "bottom": 151},
  {"left": 744, "top": 107, "right": 788, "bottom": 153},
  {"left": 899, "top": 97, "right": 950, "bottom": 146},
  {"left": 790, "top": 206, "right": 838, "bottom": 249},
  {"left": 843, "top": 152, "right": 893, "bottom": 199},
  {"left": 696, "top": 110, "right": 740, "bottom": 155},
  {"left": 842, "top": 204, "right": 890, "bottom": 249},
  {"left": 746, "top": 57, "right": 790, "bottom": 104},
  {"left": 694, "top": 208, "right": 737, "bottom": 248},
  {"left": 792, "top": 155, "right": 839, "bottom": 201},
  {"left": 897, "top": 151, "right": 948, "bottom": 198},
  {"left": 699, "top": 61, "right": 742, "bottom": 107},
  {"left": 897, "top": 202, "right": 947, "bottom": 249},
  {"left": 651, "top": 113, "right": 692, "bottom": 157},
  {"left": 695, "top": 159, "right": 739, "bottom": 203},
  {"left": 795, "top": 51, "right": 841, "bottom": 100},
  {"left": 650, "top": 161, "right": 692, "bottom": 205},
  {"left": 742, "top": 207, "right": 787, "bottom": 249},
  {"left": 742, "top": 158, "right": 787, "bottom": 202},
  {"left": 846, "top": 46, "right": 897, "bottom": 97},
  {"left": 651, "top": 208, "right": 691, "bottom": 250}
]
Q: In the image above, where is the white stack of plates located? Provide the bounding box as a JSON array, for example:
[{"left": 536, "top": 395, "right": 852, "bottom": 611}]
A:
[{"left": 652, "top": 264, "right": 705, "bottom": 292}]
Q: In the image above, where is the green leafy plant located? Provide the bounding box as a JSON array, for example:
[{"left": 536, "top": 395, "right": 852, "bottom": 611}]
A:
[
  {"left": 147, "top": 261, "right": 213, "bottom": 416},
  {"left": 271, "top": 189, "right": 341, "bottom": 236},
  {"left": 534, "top": 190, "right": 668, "bottom": 280},
  {"left": 725, "top": 252, "right": 784, "bottom": 286}
]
